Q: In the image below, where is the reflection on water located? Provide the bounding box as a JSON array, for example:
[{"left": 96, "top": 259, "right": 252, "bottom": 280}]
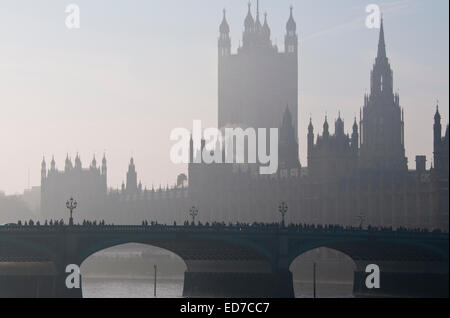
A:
[
  {"left": 82, "top": 277, "right": 353, "bottom": 298},
  {"left": 83, "top": 277, "right": 183, "bottom": 298}
]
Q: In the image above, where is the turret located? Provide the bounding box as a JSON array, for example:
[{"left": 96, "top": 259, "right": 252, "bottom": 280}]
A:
[
  {"left": 307, "top": 118, "right": 314, "bottom": 167},
  {"left": 255, "top": 2, "right": 262, "bottom": 32},
  {"left": 50, "top": 156, "right": 56, "bottom": 171},
  {"left": 279, "top": 105, "right": 300, "bottom": 170},
  {"left": 126, "top": 157, "right": 138, "bottom": 194},
  {"left": 244, "top": 2, "right": 254, "bottom": 33},
  {"left": 377, "top": 16, "right": 386, "bottom": 59},
  {"left": 74, "top": 153, "right": 82, "bottom": 170},
  {"left": 323, "top": 116, "right": 329, "bottom": 138},
  {"left": 91, "top": 155, "right": 97, "bottom": 170},
  {"left": 41, "top": 157, "right": 46, "bottom": 185},
  {"left": 219, "top": 9, "right": 231, "bottom": 58},
  {"left": 101, "top": 153, "right": 107, "bottom": 188},
  {"left": 262, "top": 12, "right": 271, "bottom": 42},
  {"left": 65, "top": 154, "right": 73, "bottom": 172},
  {"left": 101, "top": 154, "right": 107, "bottom": 176},
  {"left": 335, "top": 112, "right": 344, "bottom": 136},
  {"left": 242, "top": 2, "right": 255, "bottom": 48},
  {"left": 371, "top": 17, "right": 393, "bottom": 97},
  {"left": 352, "top": 117, "right": 359, "bottom": 153},
  {"left": 285, "top": 6, "right": 297, "bottom": 54},
  {"left": 434, "top": 104, "right": 442, "bottom": 168}
]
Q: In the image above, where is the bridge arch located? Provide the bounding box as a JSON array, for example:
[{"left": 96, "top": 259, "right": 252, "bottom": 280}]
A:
[
  {"left": 80, "top": 242, "right": 187, "bottom": 298},
  {"left": 289, "top": 246, "right": 356, "bottom": 298},
  {"left": 287, "top": 237, "right": 362, "bottom": 268},
  {"left": 76, "top": 236, "right": 188, "bottom": 267},
  {"left": 287, "top": 236, "right": 449, "bottom": 268}
]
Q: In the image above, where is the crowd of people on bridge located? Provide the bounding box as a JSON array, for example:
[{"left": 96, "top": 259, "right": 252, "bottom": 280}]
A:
[{"left": 2, "top": 219, "right": 444, "bottom": 235}]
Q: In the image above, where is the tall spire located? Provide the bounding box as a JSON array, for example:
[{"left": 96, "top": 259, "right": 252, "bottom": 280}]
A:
[
  {"left": 282, "top": 105, "right": 293, "bottom": 128},
  {"left": 435, "top": 101, "right": 441, "bottom": 121},
  {"left": 262, "top": 12, "right": 270, "bottom": 38},
  {"left": 286, "top": 5, "right": 296, "bottom": 32},
  {"left": 255, "top": 0, "right": 262, "bottom": 30},
  {"left": 220, "top": 9, "right": 230, "bottom": 34},
  {"left": 244, "top": 1, "right": 254, "bottom": 31},
  {"left": 323, "top": 115, "right": 329, "bottom": 137},
  {"left": 377, "top": 15, "right": 386, "bottom": 58},
  {"left": 308, "top": 116, "right": 314, "bottom": 133},
  {"left": 257, "top": 0, "right": 260, "bottom": 19}
]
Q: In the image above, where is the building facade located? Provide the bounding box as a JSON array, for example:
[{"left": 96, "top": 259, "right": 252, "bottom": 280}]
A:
[
  {"left": 218, "top": 4, "right": 299, "bottom": 161},
  {"left": 39, "top": 6, "right": 449, "bottom": 232}
]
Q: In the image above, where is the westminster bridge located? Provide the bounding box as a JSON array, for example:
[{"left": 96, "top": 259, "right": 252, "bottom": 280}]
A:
[{"left": 0, "top": 223, "right": 448, "bottom": 298}]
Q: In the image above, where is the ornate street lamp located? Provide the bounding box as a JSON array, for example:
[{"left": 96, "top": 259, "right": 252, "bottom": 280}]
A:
[
  {"left": 66, "top": 197, "right": 77, "bottom": 226},
  {"left": 189, "top": 206, "right": 198, "bottom": 224},
  {"left": 356, "top": 213, "right": 366, "bottom": 229},
  {"left": 278, "top": 201, "right": 288, "bottom": 227}
]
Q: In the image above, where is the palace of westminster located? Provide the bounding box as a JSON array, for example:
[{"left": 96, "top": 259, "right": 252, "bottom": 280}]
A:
[{"left": 38, "top": 5, "right": 449, "bottom": 231}]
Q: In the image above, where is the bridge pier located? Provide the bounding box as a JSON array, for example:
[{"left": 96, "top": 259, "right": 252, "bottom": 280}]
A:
[
  {"left": 54, "top": 271, "right": 83, "bottom": 298},
  {"left": 182, "top": 270, "right": 294, "bottom": 298}
]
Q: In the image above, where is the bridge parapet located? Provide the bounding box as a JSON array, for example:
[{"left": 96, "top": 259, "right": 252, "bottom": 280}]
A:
[{"left": 1, "top": 223, "right": 448, "bottom": 236}]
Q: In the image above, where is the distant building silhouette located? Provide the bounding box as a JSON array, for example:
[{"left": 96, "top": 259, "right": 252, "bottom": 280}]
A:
[
  {"left": 218, "top": 4, "right": 299, "bottom": 165},
  {"left": 433, "top": 106, "right": 449, "bottom": 174},
  {"left": 126, "top": 158, "right": 138, "bottom": 195},
  {"left": 41, "top": 154, "right": 107, "bottom": 221},
  {"left": 38, "top": 8, "right": 449, "bottom": 232},
  {"left": 359, "top": 18, "right": 407, "bottom": 171},
  {"left": 307, "top": 114, "right": 358, "bottom": 180}
]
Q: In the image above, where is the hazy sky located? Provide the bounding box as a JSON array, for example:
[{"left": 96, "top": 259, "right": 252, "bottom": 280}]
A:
[{"left": 0, "top": 0, "right": 448, "bottom": 194}]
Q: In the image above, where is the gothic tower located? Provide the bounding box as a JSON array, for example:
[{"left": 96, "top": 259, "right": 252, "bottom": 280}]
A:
[
  {"left": 218, "top": 3, "right": 299, "bottom": 162},
  {"left": 101, "top": 154, "right": 107, "bottom": 187},
  {"left": 126, "top": 157, "right": 138, "bottom": 194},
  {"left": 351, "top": 118, "right": 359, "bottom": 154},
  {"left": 307, "top": 118, "right": 314, "bottom": 168},
  {"left": 218, "top": 9, "right": 231, "bottom": 59},
  {"left": 434, "top": 104, "right": 449, "bottom": 174},
  {"left": 360, "top": 18, "right": 407, "bottom": 171},
  {"left": 279, "top": 106, "right": 300, "bottom": 169},
  {"left": 434, "top": 105, "right": 442, "bottom": 169},
  {"left": 41, "top": 157, "right": 46, "bottom": 185}
]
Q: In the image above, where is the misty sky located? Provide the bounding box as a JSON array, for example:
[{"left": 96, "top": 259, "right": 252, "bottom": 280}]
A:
[{"left": 0, "top": 0, "right": 448, "bottom": 194}]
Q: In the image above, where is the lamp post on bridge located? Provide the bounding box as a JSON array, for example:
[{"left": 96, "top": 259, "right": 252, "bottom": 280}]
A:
[
  {"left": 278, "top": 201, "right": 288, "bottom": 227},
  {"left": 189, "top": 206, "right": 198, "bottom": 225},
  {"left": 66, "top": 197, "right": 77, "bottom": 226},
  {"left": 356, "top": 213, "right": 366, "bottom": 229}
]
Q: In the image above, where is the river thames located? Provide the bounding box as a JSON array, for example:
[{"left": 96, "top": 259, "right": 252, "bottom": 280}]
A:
[{"left": 83, "top": 277, "right": 353, "bottom": 298}]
